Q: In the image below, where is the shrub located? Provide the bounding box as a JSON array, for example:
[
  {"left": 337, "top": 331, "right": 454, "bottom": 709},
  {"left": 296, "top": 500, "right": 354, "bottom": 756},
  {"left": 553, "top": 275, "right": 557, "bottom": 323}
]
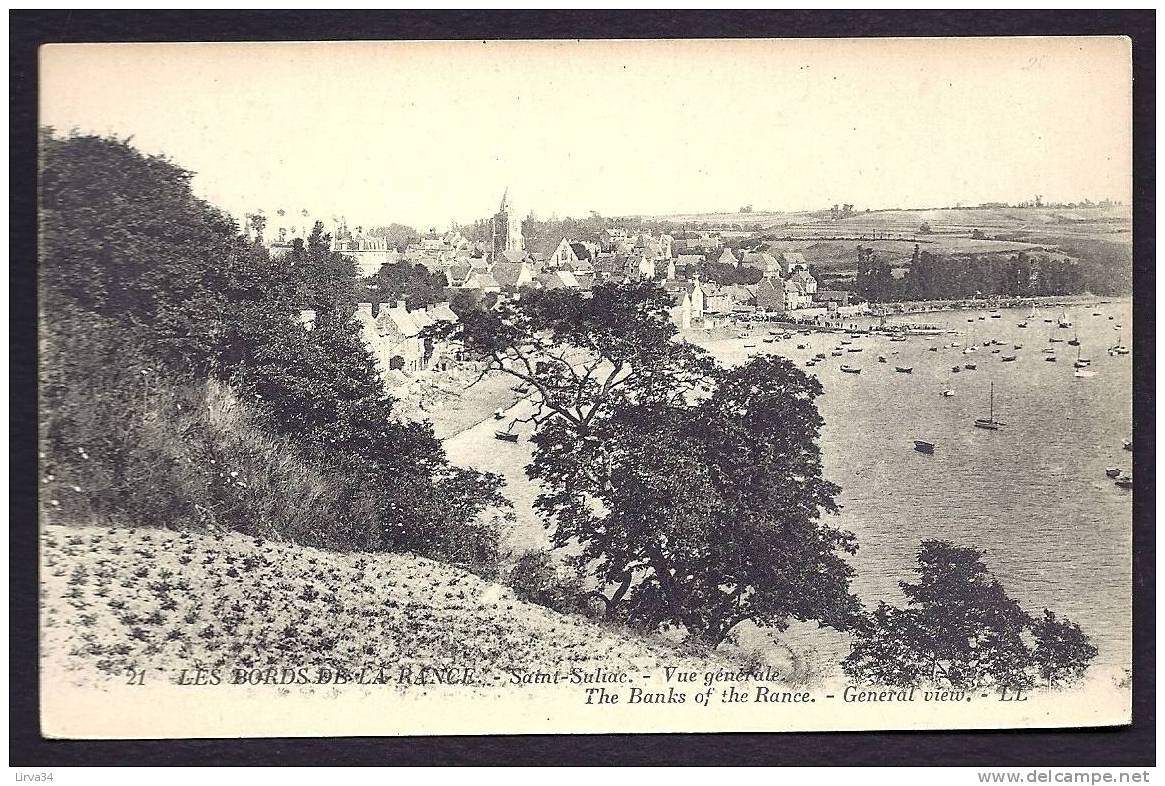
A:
[{"left": 507, "top": 550, "right": 588, "bottom": 614}]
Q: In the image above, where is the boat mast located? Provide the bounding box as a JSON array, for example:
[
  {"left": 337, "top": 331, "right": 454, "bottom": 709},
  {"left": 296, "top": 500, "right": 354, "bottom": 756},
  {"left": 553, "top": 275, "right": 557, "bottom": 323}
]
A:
[{"left": 989, "top": 382, "right": 994, "bottom": 423}]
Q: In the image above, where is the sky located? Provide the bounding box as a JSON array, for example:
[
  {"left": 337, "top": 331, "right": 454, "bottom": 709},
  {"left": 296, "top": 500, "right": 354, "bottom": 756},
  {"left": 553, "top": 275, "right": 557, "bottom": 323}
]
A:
[{"left": 40, "top": 37, "right": 1132, "bottom": 231}]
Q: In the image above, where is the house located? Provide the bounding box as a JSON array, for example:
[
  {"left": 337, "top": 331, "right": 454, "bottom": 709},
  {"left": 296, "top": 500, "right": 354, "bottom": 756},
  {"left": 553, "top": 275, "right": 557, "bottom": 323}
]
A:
[
  {"left": 789, "top": 269, "right": 818, "bottom": 296},
  {"left": 784, "top": 280, "right": 811, "bottom": 310},
  {"left": 814, "top": 289, "right": 851, "bottom": 307},
  {"left": 462, "top": 272, "right": 502, "bottom": 293},
  {"left": 593, "top": 254, "right": 628, "bottom": 282},
  {"left": 492, "top": 261, "right": 536, "bottom": 291},
  {"left": 548, "top": 238, "right": 581, "bottom": 268},
  {"left": 356, "top": 301, "right": 424, "bottom": 373},
  {"left": 600, "top": 227, "right": 630, "bottom": 251},
  {"left": 444, "top": 259, "right": 474, "bottom": 287},
  {"left": 355, "top": 300, "right": 461, "bottom": 375},
  {"left": 781, "top": 252, "right": 809, "bottom": 275},
  {"left": 537, "top": 270, "right": 581, "bottom": 290},
  {"left": 716, "top": 248, "right": 738, "bottom": 267},
  {"left": 636, "top": 254, "right": 657, "bottom": 280},
  {"left": 571, "top": 241, "right": 596, "bottom": 261},
  {"left": 742, "top": 251, "right": 783, "bottom": 279},
  {"left": 754, "top": 276, "right": 786, "bottom": 313},
  {"left": 499, "top": 248, "right": 528, "bottom": 265}
]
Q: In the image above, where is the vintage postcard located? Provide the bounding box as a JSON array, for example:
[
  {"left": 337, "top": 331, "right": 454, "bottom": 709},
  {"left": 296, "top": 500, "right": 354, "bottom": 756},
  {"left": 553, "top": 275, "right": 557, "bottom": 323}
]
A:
[{"left": 37, "top": 36, "right": 1134, "bottom": 739}]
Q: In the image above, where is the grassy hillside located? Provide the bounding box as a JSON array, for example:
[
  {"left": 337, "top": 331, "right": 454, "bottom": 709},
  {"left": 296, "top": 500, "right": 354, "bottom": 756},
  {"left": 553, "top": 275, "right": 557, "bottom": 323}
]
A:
[{"left": 40, "top": 525, "right": 720, "bottom": 686}]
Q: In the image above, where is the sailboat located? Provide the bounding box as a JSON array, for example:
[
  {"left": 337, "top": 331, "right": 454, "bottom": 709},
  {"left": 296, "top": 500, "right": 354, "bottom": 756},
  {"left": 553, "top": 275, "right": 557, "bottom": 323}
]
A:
[
  {"left": 1058, "top": 310, "right": 1073, "bottom": 328},
  {"left": 1073, "top": 345, "right": 1091, "bottom": 369},
  {"left": 1068, "top": 328, "right": 1080, "bottom": 347},
  {"left": 973, "top": 382, "right": 1004, "bottom": 430},
  {"left": 1027, "top": 305, "right": 1040, "bottom": 321}
]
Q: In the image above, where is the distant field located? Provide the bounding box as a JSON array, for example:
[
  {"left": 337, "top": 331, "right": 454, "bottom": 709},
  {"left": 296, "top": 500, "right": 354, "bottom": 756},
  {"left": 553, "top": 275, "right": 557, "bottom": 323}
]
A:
[{"left": 643, "top": 205, "right": 1130, "bottom": 238}]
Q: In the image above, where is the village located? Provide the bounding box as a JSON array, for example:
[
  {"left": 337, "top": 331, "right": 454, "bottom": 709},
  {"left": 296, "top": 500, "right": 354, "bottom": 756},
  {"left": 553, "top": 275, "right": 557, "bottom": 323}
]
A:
[{"left": 246, "top": 190, "right": 868, "bottom": 382}]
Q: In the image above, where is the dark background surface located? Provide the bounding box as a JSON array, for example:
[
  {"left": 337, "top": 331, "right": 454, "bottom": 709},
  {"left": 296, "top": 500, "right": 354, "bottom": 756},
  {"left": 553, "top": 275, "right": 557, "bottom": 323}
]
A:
[{"left": 9, "top": 9, "right": 1155, "bottom": 767}]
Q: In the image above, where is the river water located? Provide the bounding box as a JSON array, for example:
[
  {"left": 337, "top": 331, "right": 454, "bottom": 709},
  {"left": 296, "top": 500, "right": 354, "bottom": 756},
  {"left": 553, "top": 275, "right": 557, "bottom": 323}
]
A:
[{"left": 445, "top": 300, "right": 1133, "bottom": 675}]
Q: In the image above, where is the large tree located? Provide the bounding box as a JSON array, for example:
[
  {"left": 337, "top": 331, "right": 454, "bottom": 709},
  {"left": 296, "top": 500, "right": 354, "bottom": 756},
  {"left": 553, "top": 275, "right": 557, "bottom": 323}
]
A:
[
  {"left": 39, "top": 131, "right": 506, "bottom": 565},
  {"left": 438, "top": 281, "right": 860, "bottom": 644},
  {"left": 843, "top": 541, "right": 1097, "bottom": 690}
]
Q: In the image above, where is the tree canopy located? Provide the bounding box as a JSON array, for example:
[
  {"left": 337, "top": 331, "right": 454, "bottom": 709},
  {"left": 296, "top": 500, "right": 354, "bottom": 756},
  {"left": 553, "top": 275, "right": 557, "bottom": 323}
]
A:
[
  {"left": 39, "top": 130, "right": 505, "bottom": 565},
  {"left": 843, "top": 541, "right": 1097, "bottom": 689},
  {"left": 438, "top": 281, "right": 860, "bottom": 644}
]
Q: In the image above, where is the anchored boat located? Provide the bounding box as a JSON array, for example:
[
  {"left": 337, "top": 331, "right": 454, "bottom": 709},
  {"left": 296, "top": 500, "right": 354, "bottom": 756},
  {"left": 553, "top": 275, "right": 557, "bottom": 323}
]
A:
[{"left": 973, "top": 382, "right": 1005, "bottom": 430}]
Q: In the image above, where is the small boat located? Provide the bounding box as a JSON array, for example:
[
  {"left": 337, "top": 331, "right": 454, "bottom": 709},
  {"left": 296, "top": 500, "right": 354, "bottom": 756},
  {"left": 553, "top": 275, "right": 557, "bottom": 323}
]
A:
[
  {"left": 1017, "top": 321, "right": 1028, "bottom": 328},
  {"left": 1108, "top": 316, "right": 1115, "bottom": 320},
  {"left": 1093, "top": 312, "right": 1102, "bottom": 317},
  {"left": 878, "top": 355, "right": 887, "bottom": 363},
  {"left": 805, "top": 360, "right": 816, "bottom": 367},
  {"left": 1074, "top": 369, "right": 1097, "bottom": 378},
  {"left": 1001, "top": 355, "right": 1017, "bottom": 362},
  {"left": 1014, "top": 344, "right": 1023, "bottom": 350},
  {"left": 1027, "top": 307, "right": 1040, "bottom": 320},
  {"left": 1114, "top": 475, "right": 1133, "bottom": 489},
  {"left": 1123, "top": 438, "right": 1133, "bottom": 451},
  {"left": 895, "top": 366, "right": 913, "bottom": 374},
  {"left": 797, "top": 343, "right": 806, "bottom": 349},
  {"left": 831, "top": 350, "right": 844, "bottom": 356},
  {"left": 942, "top": 389, "right": 956, "bottom": 397},
  {"left": 494, "top": 431, "right": 519, "bottom": 443},
  {"left": 840, "top": 339, "right": 852, "bottom": 346},
  {"left": 744, "top": 342, "right": 757, "bottom": 348},
  {"left": 1045, "top": 356, "right": 1057, "bottom": 362},
  {"left": 763, "top": 338, "right": 775, "bottom": 344},
  {"left": 951, "top": 365, "right": 962, "bottom": 373},
  {"left": 978, "top": 314, "right": 986, "bottom": 320},
  {"left": 964, "top": 363, "right": 977, "bottom": 370},
  {"left": 913, "top": 440, "right": 935, "bottom": 455},
  {"left": 991, "top": 349, "right": 1001, "bottom": 354},
  {"left": 982, "top": 340, "right": 991, "bottom": 347},
  {"left": 840, "top": 365, "right": 861, "bottom": 374},
  {"left": 1042, "top": 347, "right": 1055, "bottom": 354},
  {"left": 815, "top": 352, "right": 827, "bottom": 360},
  {"left": 973, "top": 382, "right": 1004, "bottom": 430},
  {"left": 928, "top": 346, "right": 938, "bottom": 352},
  {"left": 493, "top": 409, "right": 506, "bottom": 420},
  {"left": 963, "top": 347, "right": 976, "bottom": 355},
  {"left": 848, "top": 347, "right": 863, "bottom": 353},
  {"left": 1106, "top": 467, "right": 1121, "bottom": 478},
  {"left": 1049, "top": 337, "right": 1064, "bottom": 343},
  {"left": 990, "top": 311, "right": 1002, "bottom": 319},
  {"left": 889, "top": 336, "right": 908, "bottom": 342},
  {"left": 967, "top": 318, "right": 975, "bottom": 322}
]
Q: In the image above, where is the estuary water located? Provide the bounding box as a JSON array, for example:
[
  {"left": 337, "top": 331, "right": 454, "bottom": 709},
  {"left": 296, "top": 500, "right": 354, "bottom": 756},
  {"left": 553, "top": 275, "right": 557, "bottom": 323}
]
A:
[
  {"left": 701, "top": 300, "right": 1133, "bottom": 672},
  {"left": 445, "top": 300, "right": 1133, "bottom": 674}
]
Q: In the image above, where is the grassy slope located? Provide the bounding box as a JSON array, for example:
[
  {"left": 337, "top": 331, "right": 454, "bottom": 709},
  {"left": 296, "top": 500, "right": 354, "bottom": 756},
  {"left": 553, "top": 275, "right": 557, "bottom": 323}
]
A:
[{"left": 41, "top": 525, "right": 717, "bottom": 685}]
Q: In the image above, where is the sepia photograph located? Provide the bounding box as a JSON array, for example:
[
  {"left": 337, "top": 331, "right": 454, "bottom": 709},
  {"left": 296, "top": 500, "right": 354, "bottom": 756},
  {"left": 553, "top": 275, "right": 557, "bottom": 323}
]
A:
[{"left": 20, "top": 22, "right": 1148, "bottom": 753}]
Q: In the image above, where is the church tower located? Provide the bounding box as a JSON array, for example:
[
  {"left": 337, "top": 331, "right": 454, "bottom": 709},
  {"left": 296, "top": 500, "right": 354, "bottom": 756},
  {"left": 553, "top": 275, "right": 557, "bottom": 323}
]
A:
[{"left": 492, "top": 187, "right": 524, "bottom": 258}]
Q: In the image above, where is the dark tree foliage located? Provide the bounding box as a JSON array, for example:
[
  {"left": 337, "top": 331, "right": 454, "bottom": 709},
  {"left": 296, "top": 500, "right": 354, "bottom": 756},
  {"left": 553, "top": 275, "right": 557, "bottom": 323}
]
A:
[
  {"left": 366, "top": 223, "right": 420, "bottom": 251},
  {"left": 38, "top": 131, "right": 506, "bottom": 565},
  {"left": 699, "top": 261, "right": 763, "bottom": 286},
  {"left": 843, "top": 541, "right": 1096, "bottom": 690},
  {"left": 435, "top": 281, "right": 860, "bottom": 644},
  {"left": 366, "top": 262, "right": 449, "bottom": 309}
]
